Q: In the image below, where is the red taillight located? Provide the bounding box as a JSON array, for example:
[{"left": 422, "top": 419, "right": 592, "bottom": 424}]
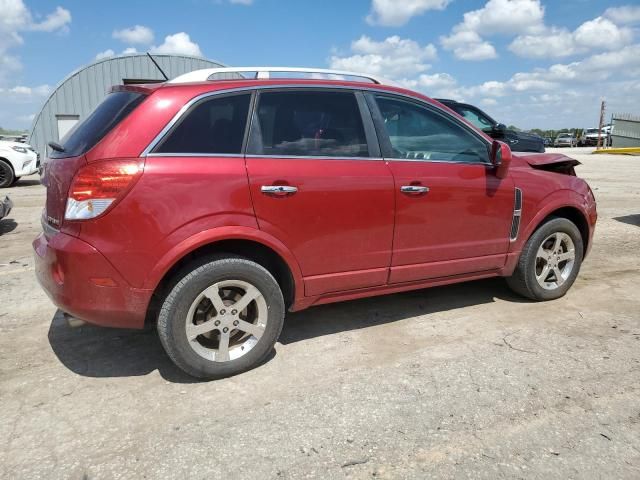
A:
[{"left": 65, "top": 159, "right": 143, "bottom": 220}]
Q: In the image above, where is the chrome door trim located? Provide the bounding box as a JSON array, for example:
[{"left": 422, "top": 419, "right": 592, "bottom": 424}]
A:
[
  {"left": 261, "top": 185, "right": 298, "bottom": 194},
  {"left": 400, "top": 185, "right": 430, "bottom": 193},
  {"left": 140, "top": 84, "right": 493, "bottom": 158}
]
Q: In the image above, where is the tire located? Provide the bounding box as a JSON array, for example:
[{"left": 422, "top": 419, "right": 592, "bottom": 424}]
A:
[
  {"left": 0, "top": 160, "right": 14, "bottom": 188},
  {"left": 506, "top": 217, "right": 583, "bottom": 301},
  {"left": 157, "top": 256, "right": 285, "bottom": 379}
]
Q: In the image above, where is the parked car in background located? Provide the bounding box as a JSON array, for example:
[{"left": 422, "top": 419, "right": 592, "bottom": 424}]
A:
[
  {"left": 435, "top": 99, "right": 545, "bottom": 153},
  {"left": 544, "top": 137, "right": 553, "bottom": 146},
  {"left": 554, "top": 133, "right": 578, "bottom": 148},
  {"left": 0, "top": 141, "right": 40, "bottom": 187},
  {"left": 34, "top": 67, "right": 597, "bottom": 379},
  {"left": 0, "top": 196, "right": 12, "bottom": 221},
  {"left": 579, "top": 128, "right": 603, "bottom": 146}
]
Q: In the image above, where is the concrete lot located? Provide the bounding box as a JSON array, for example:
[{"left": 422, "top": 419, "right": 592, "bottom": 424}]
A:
[{"left": 1, "top": 147, "right": 639, "bottom": 479}]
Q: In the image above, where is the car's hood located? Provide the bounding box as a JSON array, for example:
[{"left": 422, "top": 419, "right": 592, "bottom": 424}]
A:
[
  {"left": 515, "top": 131, "right": 543, "bottom": 142},
  {"left": 514, "top": 152, "right": 581, "bottom": 168},
  {"left": 0, "top": 140, "right": 33, "bottom": 149}
]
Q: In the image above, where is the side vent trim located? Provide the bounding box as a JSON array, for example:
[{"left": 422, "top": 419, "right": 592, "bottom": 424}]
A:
[{"left": 510, "top": 188, "right": 523, "bottom": 241}]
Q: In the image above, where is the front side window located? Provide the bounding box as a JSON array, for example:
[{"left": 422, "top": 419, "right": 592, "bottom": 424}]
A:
[
  {"left": 375, "top": 96, "right": 490, "bottom": 163},
  {"left": 249, "top": 91, "right": 369, "bottom": 157},
  {"left": 154, "top": 93, "right": 251, "bottom": 154}
]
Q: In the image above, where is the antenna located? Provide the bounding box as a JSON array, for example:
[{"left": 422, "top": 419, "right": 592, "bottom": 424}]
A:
[{"left": 146, "top": 52, "right": 169, "bottom": 81}]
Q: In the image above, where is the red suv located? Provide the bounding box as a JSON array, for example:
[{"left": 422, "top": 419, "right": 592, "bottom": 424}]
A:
[{"left": 34, "top": 68, "right": 597, "bottom": 379}]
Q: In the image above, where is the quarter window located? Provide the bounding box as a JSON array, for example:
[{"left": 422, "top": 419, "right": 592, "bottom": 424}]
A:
[
  {"left": 154, "top": 93, "right": 251, "bottom": 154},
  {"left": 249, "top": 91, "right": 369, "bottom": 157},
  {"left": 375, "top": 96, "right": 490, "bottom": 163}
]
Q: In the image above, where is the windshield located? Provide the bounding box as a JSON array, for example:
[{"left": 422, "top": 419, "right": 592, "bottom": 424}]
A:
[
  {"left": 454, "top": 106, "right": 495, "bottom": 131},
  {"left": 586, "top": 129, "right": 599, "bottom": 134}
]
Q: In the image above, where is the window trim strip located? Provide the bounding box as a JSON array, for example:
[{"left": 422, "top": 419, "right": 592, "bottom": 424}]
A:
[{"left": 140, "top": 84, "right": 494, "bottom": 158}]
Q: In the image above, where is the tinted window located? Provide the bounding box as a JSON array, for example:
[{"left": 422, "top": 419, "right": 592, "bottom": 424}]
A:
[
  {"left": 155, "top": 94, "right": 251, "bottom": 154},
  {"left": 52, "top": 91, "right": 145, "bottom": 158},
  {"left": 250, "top": 91, "right": 368, "bottom": 157},
  {"left": 376, "top": 96, "right": 489, "bottom": 163}
]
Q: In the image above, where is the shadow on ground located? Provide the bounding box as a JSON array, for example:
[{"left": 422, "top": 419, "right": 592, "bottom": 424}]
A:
[
  {"left": 48, "top": 277, "right": 525, "bottom": 382},
  {"left": 0, "top": 218, "right": 17, "bottom": 235},
  {"left": 13, "top": 179, "right": 42, "bottom": 187},
  {"left": 614, "top": 214, "right": 640, "bottom": 227}
]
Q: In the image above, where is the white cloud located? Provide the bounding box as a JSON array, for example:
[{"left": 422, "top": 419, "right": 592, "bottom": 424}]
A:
[
  {"left": 509, "top": 16, "right": 634, "bottom": 59},
  {"left": 95, "top": 49, "right": 115, "bottom": 60},
  {"left": 28, "top": 6, "right": 71, "bottom": 33},
  {"left": 441, "top": 0, "right": 545, "bottom": 61},
  {"left": 150, "top": 32, "right": 203, "bottom": 57},
  {"left": 440, "top": 30, "right": 497, "bottom": 60},
  {"left": 459, "top": 0, "right": 545, "bottom": 36},
  {"left": 604, "top": 5, "right": 640, "bottom": 25},
  {"left": 509, "top": 28, "right": 578, "bottom": 58},
  {"left": 330, "top": 35, "right": 437, "bottom": 78},
  {"left": 366, "top": 0, "right": 451, "bottom": 26},
  {"left": 122, "top": 47, "right": 138, "bottom": 55},
  {"left": 0, "top": 1, "right": 71, "bottom": 84},
  {"left": 113, "top": 25, "right": 154, "bottom": 45}
]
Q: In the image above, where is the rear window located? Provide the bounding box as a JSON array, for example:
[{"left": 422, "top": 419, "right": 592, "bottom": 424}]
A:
[
  {"left": 153, "top": 93, "right": 251, "bottom": 154},
  {"left": 51, "top": 91, "right": 145, "bottom": 158}
]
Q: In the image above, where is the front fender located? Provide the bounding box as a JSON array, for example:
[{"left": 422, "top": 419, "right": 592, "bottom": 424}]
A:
[
  {"left": 143, "top": 225, "right": 305, "bottom": 303},
  {"left": 512, "top": 189, "right": 590, "bottom": 252}
]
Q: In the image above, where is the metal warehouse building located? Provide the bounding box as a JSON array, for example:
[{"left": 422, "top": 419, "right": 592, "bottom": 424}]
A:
[{"left": 29, "top": 54, "right": 227, "bottom": 159}]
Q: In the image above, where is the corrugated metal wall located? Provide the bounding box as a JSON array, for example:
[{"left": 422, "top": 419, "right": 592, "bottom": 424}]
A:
[{"left": 29, "top": 54, "right": 226, "bottom": 160}]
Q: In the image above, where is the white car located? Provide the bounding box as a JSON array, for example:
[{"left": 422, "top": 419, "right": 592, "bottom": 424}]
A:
[{"left": 0, "top": 140, "right": 39, "bottom": 188}]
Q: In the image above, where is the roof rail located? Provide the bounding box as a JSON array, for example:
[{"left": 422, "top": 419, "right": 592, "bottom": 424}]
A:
[{"left": 167, "top": 67, "right": 397, "bottom": 86}]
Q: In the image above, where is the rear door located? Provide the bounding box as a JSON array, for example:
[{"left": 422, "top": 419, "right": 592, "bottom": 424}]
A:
[
  {"left": 369, "top": 93, "right": 514, "bottom": 284},
  {"left": 245, "top": 89, "right": 395, "bottom": 296}
]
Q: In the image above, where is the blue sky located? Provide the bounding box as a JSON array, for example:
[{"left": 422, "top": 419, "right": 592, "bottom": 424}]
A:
[{"left": 1, "top": 0, "right": 640, "bottom": 130}]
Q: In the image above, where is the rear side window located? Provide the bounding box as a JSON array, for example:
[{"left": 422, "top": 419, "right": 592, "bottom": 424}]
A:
[
  {"left": 52, "top": 91, "right": 145, "bottom": 158},
  {"left": 154, "top": 94, "right": 251, "bottom": 154},
  {"left": 249, "top": 91, "right": 369, "bottom": 157}
]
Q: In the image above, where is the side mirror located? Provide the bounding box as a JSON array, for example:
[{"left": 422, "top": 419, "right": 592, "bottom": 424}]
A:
[
  {"left": 493, "top": 123, "right": 507, "bottom": 134},
  {"left": 491, "top": 140, "right": 512, "bottom": 179}
]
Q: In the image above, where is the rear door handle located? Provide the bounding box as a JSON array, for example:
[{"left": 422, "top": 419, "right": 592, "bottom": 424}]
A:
[
  {"left": 400, "top": 185, "right": 429, "bottom": 194},
  {"left": 261, "top": 185, "right": 298, "bottom": 196}
]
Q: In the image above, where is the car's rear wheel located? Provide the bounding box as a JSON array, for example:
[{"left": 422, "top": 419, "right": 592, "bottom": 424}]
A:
[
  {"left": 506, "top": 217, "right": 583, "bottom": 301},
  {"left": 0, "top": 160, "right": 14, "bottom": 188},
  {"left": 157, "top": 256, "right": 285, "bottom": 379}
]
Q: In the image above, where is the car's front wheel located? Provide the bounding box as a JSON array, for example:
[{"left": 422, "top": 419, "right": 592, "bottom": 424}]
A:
[
  {"left": 506, "top": 217, "right": 583, "bottom": 301},
  {"left": 0, "top": 160, "right": 15, "bottom": 188},
  {"left": 157, "top": 256, "right": 285, "bottom": 379}
]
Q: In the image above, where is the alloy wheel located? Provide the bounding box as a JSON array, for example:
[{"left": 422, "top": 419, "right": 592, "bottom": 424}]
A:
[
  {"left": 535, "top": 232, "right": 576, "bottom": 290},
  {"left": 185, "top": 280, "right": 268, "bottom": 362}
]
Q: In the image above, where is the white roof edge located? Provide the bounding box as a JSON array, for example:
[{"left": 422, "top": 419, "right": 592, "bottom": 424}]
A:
[{"left": 167, "top": 67, "right": 399, "bottom": 86}]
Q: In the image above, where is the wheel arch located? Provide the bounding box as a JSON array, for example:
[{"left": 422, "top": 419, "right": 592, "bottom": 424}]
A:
[
  {"left": 517, "top": 192, "right": 591, "bottom": 257},
  {"left": 145, "top": 228, "right": 303, "bottom": 324},
  {"left": 0, "top": 157, "right": 15, "bottom": 173}
]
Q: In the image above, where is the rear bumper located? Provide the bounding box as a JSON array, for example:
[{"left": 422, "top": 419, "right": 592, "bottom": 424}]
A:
[{"left": 33, "top": 231, "right": 152, "bottom": 329}]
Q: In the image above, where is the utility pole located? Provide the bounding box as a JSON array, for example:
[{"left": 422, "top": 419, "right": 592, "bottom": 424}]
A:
[{"left": 597, "top": 99, "right": 606, "bottom": 150}]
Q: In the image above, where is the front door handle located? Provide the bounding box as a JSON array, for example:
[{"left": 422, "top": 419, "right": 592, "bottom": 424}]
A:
[
  {"left": 400, "top": 185, "right": 429, "bottom": 194},
  {"left": 261, "top": 185, "right": 298, "bottom": 196}
]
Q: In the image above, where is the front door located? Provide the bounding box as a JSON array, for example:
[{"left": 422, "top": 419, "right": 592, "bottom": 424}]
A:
[
  {"left": 370, "top": 94, "right": 514, "bottom": 284},
  {"left": 246, "top": 89, "right": 395, "bottom": 296}
]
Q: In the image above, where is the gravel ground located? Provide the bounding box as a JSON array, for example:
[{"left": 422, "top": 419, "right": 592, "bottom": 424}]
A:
[{"left": 1, "top": 147, "right": 639, "bottom": 479}]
